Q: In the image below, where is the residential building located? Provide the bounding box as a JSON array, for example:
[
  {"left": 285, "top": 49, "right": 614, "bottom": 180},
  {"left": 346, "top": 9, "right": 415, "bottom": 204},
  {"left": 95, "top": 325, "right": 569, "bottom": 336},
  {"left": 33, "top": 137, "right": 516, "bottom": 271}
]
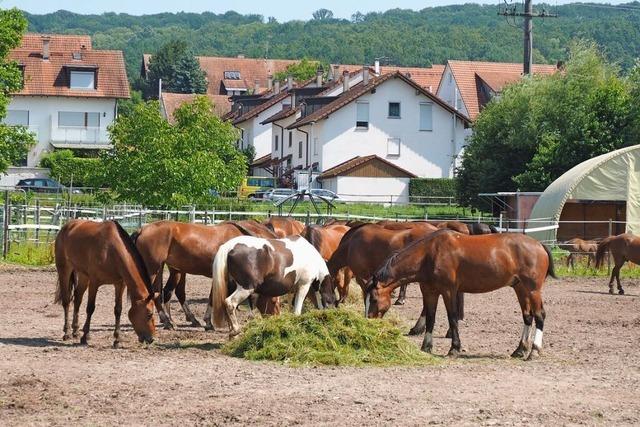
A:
[
  {"left": 2, "top": 34, "right": 129, "bottom": 181},
  {"left": 160, "top": 92, "right": 232, "bottom": 123}
]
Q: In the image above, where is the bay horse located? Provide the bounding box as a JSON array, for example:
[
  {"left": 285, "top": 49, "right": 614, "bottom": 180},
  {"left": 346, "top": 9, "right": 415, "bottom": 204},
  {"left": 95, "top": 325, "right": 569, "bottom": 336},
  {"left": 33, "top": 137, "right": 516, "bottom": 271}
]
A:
[
  {"left": 207, "top": 235, "right": 335, "bottom": 336},
  {"left": 302, "top": 224, "right": 353, "bottom": 302},
  {"left": 132, "top": 220, "right": 278, "bottom": 329},
  {"left": 366, "top": 231, "right": 556, "bottom": 359},
  {"left": 595, "top": 233, "right": 640, "bottom": 294},
  {"left": 54, "top": 220, "right": 157, "bottom": 347},
  {"left": 263, "top": 216, "right": 305, "bottom": 238},
  {"left": 559, "top": 238, "right": 598, "bottom": 269},
  {"left": 434, "top": 221, "right": 470, "bottom": 234}
]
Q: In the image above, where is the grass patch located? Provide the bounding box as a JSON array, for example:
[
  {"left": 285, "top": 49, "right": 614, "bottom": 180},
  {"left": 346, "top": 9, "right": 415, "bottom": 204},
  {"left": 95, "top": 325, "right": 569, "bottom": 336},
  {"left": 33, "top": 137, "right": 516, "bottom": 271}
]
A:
[
  {"left": 222, "top": 309, "right": 436, "bottom": 367},
  {"left": 4, "top": 242, "right": 54, "bottom": 266},
  {"left": 551, "top": 250, "right": 640, "bottom": 278}
]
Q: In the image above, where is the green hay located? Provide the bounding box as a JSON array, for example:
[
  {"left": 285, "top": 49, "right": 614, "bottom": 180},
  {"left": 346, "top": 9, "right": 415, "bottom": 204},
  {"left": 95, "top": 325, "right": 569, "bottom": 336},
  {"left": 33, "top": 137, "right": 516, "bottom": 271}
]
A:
[{"left": 222, "top": 309, "right": 437, "bottom": 367}]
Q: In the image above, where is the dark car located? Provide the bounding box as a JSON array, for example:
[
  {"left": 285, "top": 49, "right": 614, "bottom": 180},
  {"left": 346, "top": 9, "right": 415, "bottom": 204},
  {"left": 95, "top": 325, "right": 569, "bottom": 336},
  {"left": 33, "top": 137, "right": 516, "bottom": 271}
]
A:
[{"left": 16, "top": 178, "right": 66, "bottom": 193}]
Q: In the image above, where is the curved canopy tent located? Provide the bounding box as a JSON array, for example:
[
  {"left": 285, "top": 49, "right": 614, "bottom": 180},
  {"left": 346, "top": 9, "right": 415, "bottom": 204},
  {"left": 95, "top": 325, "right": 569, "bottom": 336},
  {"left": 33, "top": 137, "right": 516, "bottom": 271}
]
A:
[{"left": 528, "top": 144, "right": 640, "bottom": 242}]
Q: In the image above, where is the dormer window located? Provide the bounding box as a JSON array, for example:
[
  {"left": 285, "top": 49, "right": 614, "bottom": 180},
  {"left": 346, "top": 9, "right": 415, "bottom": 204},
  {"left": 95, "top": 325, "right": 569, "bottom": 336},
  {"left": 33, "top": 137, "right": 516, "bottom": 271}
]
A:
[
  {"left": 224, "top": 71, "right": 241, "bottom": 80},
  {"left": 70, "top": 71, "right": 95, "bottom": 89}
]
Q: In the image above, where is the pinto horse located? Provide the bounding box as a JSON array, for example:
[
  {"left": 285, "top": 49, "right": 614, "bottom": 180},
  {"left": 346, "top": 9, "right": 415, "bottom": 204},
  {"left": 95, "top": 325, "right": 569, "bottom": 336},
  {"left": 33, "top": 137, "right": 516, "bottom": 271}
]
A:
[
  {"left": 263, "top": 216, "right": 305, "bottom": 238},
  {"left": 207, "top": 235, "right": 335, "bottom": 336},
  {"left": 54, "top": 220, "right": 157, "bottom": 347},
  {"left": 595, "top": 233, "right": 640, "bottom": 294},
  {"left": 559, "top": 238, "right": 598, "bottom": 269},
  {"left": 302, "top": 224, "right": 353, "bottom": 302},
  {"left": 366, "top": 231, "right": 556, "bottom": 359},
  {"left": 132, "top": 220, "right": 278, "bottom": 328}
]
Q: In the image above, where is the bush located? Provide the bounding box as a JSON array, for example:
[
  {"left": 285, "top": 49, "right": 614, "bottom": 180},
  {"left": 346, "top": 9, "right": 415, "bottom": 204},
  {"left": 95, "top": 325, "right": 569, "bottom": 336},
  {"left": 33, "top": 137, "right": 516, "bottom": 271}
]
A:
[
  {"left": 40, "top": 150, "right": 105, "bottom": 187},
  {"left": 409, "top": 178, "right": 457, "bottom": 199},
  {"left": 223, "top": 309, "right": 436, "bottom": 366}
]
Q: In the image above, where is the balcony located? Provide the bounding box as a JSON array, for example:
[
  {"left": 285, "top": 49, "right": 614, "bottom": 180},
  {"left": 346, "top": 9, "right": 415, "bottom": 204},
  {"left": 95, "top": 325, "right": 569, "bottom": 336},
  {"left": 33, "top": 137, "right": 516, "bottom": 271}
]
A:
[{"left": 50, "top": 117, "right": 111, "bottom": 149}]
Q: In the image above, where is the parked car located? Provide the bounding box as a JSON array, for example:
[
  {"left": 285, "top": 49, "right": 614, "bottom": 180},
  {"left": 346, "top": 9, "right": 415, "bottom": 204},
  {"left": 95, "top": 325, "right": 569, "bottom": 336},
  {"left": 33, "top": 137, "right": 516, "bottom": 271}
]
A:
[
  {"left": 265, "top": 188, "right": 296, "bottom": 202},
  {"left": 307, "top": 189, "right": 342, "bottom": 202},
  {"left": 16, "top": 178, "right": 68, "bottom": 193},
  {"left": 247, "top": 188, "right": 273, "bottom": 200}
]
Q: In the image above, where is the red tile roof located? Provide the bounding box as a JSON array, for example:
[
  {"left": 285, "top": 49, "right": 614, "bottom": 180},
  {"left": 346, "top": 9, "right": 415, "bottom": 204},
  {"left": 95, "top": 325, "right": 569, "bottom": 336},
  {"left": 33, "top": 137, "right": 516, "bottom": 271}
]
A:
[
  {"left": 232, "top": 91, "right": 291, "bottom": 125},
  {"left": 10, "top": 33, "right": 129, "bottom": 99},
  {"left": 443, "top": 60, "right": 557, "bottom": 120},
  {"left": 260, "top": 105, "right": 297, "bottom": 125},
  {"left": 331, "top": 64, "right": 445, "bottom": 92},
  {"left": 289, "top": 71, "right": 470, "bottom": 129},
  {"left": 161, "top": 92, "right": 231, "bottom": 123},
  {"left": 319, "top": 155, "right": 417, "bottom": 179}
]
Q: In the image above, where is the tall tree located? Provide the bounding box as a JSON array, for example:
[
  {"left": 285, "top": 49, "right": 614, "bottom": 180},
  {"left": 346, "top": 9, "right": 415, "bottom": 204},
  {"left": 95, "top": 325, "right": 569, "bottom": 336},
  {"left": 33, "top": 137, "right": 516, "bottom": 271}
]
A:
[
  {"left": 312, "top": 9, "right": 334, "bottom": 21},
  {"left": 145, "top": 40, "right": 207, "bottom": 99},
  {"left": 104, "top": 96, "right": 246, "bottom": 207},
  {"left": 274, "top": 59, "right": 324, "bottom": 83},
  {"left": 0, "top": 8, "right": 35, "bottom": 172},
  {"left": 457, "top": 42, "right": 636, "bottom": 208}
]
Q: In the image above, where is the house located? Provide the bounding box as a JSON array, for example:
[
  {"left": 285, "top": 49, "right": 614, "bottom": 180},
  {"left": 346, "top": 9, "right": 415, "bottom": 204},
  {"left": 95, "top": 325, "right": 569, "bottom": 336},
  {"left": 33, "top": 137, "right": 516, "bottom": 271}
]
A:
[
  {"left": 280, "top": 71, "right": 470, "bottom": 191},
  {"left": 160, "top": 92, "right": 232, "bottom": 123},
  {"left": 1, "top": 34, "right": 129, "bottom": 183},
  {"left": 437, "top": 60, "right": 558, "bottom": 121}
]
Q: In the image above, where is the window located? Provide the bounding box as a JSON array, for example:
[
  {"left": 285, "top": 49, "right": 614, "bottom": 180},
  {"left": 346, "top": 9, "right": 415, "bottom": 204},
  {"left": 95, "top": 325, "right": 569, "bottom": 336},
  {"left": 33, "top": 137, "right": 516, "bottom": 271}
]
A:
[
  {"left": 288, "top": 131, "right": 293, "bottom": 147},
  {"left": 387, "top": 138, "right": 401, "bottom": 156},
  {"left": 313, "top": 137, "right": 319, "bottom": 156},
  {"left": 419, "top": 102, "right": 433, "bottom": 131},
  {"left": 275, "top": 135, "right": 279, "bottom": 151},
  {"left": 388, "top": 102, "right": 401, "bottom": 118},
  {"left": 4, "top": 110, "right": 29, "bottom": 126},
  {"left": 298, "top": 141, "right": 303, "bottom": 158},
  {"left": 356, "top": 101, "right": 369, "bottom": 129},
  {"left": 59, "top": 112, "right": 100, "bottom": 128},
  {"left": 224, "top": 71, "right": 241, "bottom": 80},
  {"left": 70, "top": 71, "right": 95, "bottom": 89}
]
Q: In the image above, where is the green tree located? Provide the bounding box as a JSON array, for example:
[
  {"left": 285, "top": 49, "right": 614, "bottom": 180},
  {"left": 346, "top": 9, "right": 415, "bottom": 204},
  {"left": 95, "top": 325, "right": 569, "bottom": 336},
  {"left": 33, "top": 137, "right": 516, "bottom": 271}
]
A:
[
  {"left": 145, "top": 40, "right": 207, "bottom": 99},
  {"left": 116, "top": 89, "right": 144, "bottom": 118},
  {"left": 274, "top": 59, "right": 324, "bottom": 83},
  {"left": 104, "top": 96, "right": 246, "bottom": 206},
  {"left": 312, "top": 9, "right": 334, "bottom": 21},
  {"left": 457, "top": 42, "right": 636, "bottom": 207},
  {"left": 0, "top": 8, "right": 35, "bottom": 172}
]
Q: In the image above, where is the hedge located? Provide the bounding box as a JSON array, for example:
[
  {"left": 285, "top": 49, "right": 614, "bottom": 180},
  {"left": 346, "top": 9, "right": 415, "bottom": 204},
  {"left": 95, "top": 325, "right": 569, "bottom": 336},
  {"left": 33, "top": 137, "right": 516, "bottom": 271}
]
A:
[
  {"left": 409, "top": 178, "right": 458, "bottom": 199},
  {"left": 39, "top": 150, "right": 106, "bottom": 187}
]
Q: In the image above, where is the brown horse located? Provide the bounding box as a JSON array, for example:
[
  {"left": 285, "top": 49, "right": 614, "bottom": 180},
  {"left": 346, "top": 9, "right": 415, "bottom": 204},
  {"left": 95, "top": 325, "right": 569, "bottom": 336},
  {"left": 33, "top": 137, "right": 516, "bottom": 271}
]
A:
[
  {"left": 132, "top": 220, "right": 278, "bottom": 328},
  {"left": 366, "top": 231, "right": 555, "bottom": 359},
  {"left": 54, "top": 220, "right": 157, "bottom": 347},
  {"left": 559, "top": 238, "right": 598, "bottom": 269},
  {"left": 595, "top": 233, "right": 640, "bottom": 294},
  {"left": 302, "top": 224, "right": 353, "bottom": 302},
  {"left": 263, "top": 216, "right": 305, "bottom": 238},
  {"left": 435, "top": 221, "right": 470, "bottom": 234}
]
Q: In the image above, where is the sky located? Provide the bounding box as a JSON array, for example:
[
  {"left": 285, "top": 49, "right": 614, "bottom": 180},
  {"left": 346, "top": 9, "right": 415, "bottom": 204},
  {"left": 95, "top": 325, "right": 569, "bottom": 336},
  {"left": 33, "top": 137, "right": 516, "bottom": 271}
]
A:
[{"left": 2, "top": 0, "right": 633, "bottom": 21}]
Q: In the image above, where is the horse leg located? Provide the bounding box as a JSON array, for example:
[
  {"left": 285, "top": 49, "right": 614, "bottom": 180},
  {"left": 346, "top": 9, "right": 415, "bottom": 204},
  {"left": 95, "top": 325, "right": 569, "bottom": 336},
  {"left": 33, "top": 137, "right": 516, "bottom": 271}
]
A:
[
  {"left": 224, "top": 286, "right": 254, "bottom": 337},
  {"left": 394, "top": 284, "right": 407, "bottom": 306},
  {"left": 442, "top": 290, "right": 461, "bottom": 357},
  {"left": 204, "top": 287, "right": 214, "bottom": 331},
  {"left": 80, "top": 283, "right": 98, "bottom": 345},
  {"left": 155, "top": 266, "right": 174, "bottom": 330},
  {"left": 72, "top": 275, "right": 88, "bottom": 339},
  {"left": 408, "top": 284, "right": 427, "bottom": 335},
  {"left": 526, "top": 290, "right": 546, "bottom": 361},
  {"left": 293, "top": 280, "right": 313, "bottom": 315},
  {"left": 614, "top": 262, "right": 625, "bottom": 295},
  {"left": 420, "top": 285, "right": 439, "bottom": 353},
  {"left": 113, "top": 282, "right": 125, "bottom": 349},
  {"left": 174, "top": 272, "right": 200, "bottom": 327},
  {"left": 608, "top": 265, "right": 621, "bottom": 295},
  {"left": 511, "top": 283, "right": 533, "bottom": 358}
]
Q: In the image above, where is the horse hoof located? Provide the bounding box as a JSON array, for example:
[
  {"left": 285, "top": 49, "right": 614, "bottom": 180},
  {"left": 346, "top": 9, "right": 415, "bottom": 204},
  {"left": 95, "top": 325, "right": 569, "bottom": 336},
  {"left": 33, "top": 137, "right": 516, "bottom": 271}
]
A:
[
  {"left": 62, "top": 334, "right": 70, "bottom": 341},
  {"left": 609, "top": 287, "right": 615, "bottom": 295},
  {"left": 80, "top": 335, "right": 89, "bottom": 345},
  {"left": 113, "top": 341, "right": 121, "bottom": 349},
  {"left": 72, "top": 331, "right": 79, "bottom": 338},
  {"left": 229, "top": 330, "right": 241, "bottom": 339},
  {"left": 420, "top": 344, "right": 432, "bottom": 353},
  {"left": 394, "top": 299, "right": 405, "bottom": 306},
  {"left": 618, "top": 289, "right": 625, "bottom": 295},
  {"left": 526, "top": 347, "right": 541, "bottom": 361},
  {"left": 447, "top": 348, "right": 460, "bottom": 358},
  {"left": 190, "top": 320, "right": 202, "bottom": 328},
  {"left": 203, "top": 325, "right": 215, "bottom": 332},
  {"left": 511, "top": 349, "right": 525, "bottom": 359},
  {"left": 408, "top": 327, "right": 425, "bottom": 336}
]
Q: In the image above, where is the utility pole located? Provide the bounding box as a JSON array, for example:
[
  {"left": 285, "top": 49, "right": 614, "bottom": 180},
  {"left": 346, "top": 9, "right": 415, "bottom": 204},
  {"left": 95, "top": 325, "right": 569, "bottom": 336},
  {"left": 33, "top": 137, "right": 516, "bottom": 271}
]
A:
[{"left": 498, "top": 0, "right": 557, "bottom": 75}]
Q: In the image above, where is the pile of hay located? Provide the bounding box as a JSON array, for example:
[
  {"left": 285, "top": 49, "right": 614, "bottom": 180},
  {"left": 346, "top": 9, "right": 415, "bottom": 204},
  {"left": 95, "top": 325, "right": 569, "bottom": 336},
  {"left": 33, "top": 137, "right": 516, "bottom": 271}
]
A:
[{"left": 222, "top": 309, "right": 436, "bottom": 366}]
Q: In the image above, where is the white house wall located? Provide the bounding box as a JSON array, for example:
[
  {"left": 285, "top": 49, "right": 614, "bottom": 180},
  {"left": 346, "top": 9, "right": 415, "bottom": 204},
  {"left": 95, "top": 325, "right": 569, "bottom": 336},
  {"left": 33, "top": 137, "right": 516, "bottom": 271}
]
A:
[
  {"left": 6, "top": 96, "right": 116, "bottom": 167},
  {"left": 238, "top": 101, "right": 290, "bottom": 160},
  {"left": 437, "top": 66, "right": 469, "bottom": 118},
  {"left": 314, "top": 78, "right": 467, "bottom": 178},
  {"left": 330, "top": 176, "right": 410, "bottom": 203}
]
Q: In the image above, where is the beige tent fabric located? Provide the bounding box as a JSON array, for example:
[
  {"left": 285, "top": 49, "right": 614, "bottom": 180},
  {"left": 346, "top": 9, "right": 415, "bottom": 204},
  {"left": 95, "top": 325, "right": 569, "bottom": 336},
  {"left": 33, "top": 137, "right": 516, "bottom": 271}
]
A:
[{"left": 528, "top": 145, "right": 640, "bottom": 241}]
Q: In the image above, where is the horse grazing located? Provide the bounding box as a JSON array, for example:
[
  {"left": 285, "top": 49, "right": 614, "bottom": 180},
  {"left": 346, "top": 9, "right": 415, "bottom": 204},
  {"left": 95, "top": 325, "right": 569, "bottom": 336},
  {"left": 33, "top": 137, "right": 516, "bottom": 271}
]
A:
[
  {"left": 133, "top": 220, "right": 278, "bottom": 329},
  {"left": 54, "top": 220, "right": 157, "bottom": 347},
  {"left": 559, "top": 238, "right": 598, "bottom": 269},
  {"left": 366, "top": 231, "right": 555, "bottom": 359},
  {"left": 595, "top": 233, "right": 640, "bottom": 294},
  {"left": 302, "top": 224, "right": 353, "bottom": 302},
  {"left": 263, "top": 216, "right": 305, "bottom": 238},
  {"left": 207, "top": 236, "right": 335, "bottom": 336}
]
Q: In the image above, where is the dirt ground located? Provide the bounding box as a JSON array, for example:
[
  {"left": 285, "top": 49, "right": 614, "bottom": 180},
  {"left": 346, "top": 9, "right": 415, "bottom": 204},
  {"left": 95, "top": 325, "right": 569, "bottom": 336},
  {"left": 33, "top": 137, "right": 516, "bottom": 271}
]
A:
[{"left": 0, "top": 268, "right": 639, "bottom": 426}]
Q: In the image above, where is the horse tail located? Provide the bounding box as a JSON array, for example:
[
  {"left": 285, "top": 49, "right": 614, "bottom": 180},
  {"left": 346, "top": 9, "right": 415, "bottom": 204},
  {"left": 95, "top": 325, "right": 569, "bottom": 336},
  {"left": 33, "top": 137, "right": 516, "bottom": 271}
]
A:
[
  {"left": 595, "top": 236, "right": 615, "bottom": 269},
  {"left": 542, "top": 244, "right": 557, "bottom": 279},
  {"left": 211, "top": 241, "right": 233, "bottom": 329},
  {"left": 54, "top": 269, "right": 75, "bottom": 305},
  {"left": 302, "top": 225, "right": 321, "bottom": 250}
]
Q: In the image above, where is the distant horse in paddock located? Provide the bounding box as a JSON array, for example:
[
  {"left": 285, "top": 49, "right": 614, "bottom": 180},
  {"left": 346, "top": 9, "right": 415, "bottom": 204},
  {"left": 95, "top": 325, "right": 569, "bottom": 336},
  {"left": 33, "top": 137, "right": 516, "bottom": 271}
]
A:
[
  {"left": 263, "top": 216, "right": 305, "bottom": 238},
  {"left": 302, "top": 224, "right": 353, "bottom": 303},
  {"left": 132, "top": 220, "right": 279, "bottom": 329},
  {"left": 595, "top": 233, "right": 640, "bottom": 295},
  {"left": 558, "top": 238, "right": 598, "bottom": 269},
  {"left": 466, "top": 222, "right": 500, "bottom": 235},
  {"left": 366, "top": 231, "right": 556, "bottom": 359},
  {"left": 54, "top": 220, "right": 157, "bottom": 347},
  {"left": 207, "top": 236, "right": 335, "bottom": 336}
]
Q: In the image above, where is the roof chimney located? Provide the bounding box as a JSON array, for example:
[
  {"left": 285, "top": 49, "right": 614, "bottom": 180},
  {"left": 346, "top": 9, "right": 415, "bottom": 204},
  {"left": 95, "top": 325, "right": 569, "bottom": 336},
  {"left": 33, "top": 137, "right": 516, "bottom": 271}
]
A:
[
  {"left": 274, "top": 80, "right": 281, "bottom": 94},
  {"left": 342, "top": 70, "right": 350, "bottom": 93},
  {"left": 316, "top": 65, "right": 323, "bottom": 87},
  {"left": 374, "top": 60, "right": 380, "bottom": 75},
  {"left": 363, "top": 66, "right": 370, "bottom": 85},
  {"left": 290, "top": 89, "right": 296, "bottom": 107},
  {"left": 254, "top": 78, "right": 261, "bottom": 94},
  {"left": 333, "top": 65, "right": 340, "bottom": 81},
  {"left": 287, "top": 74, "right": 294, "bottom": 90},
  {"left": 267, "top": 75, "right": 273, "bottom": 91},
  {"left": 42, "top": 36, "right": 51, "bottom": 60}
]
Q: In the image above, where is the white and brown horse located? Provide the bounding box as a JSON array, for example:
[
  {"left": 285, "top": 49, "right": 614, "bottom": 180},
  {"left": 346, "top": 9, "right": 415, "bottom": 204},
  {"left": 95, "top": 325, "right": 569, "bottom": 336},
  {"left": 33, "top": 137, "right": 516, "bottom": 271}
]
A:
[{"left": 207, "top": 235, "right": 335, "bottom": 336}]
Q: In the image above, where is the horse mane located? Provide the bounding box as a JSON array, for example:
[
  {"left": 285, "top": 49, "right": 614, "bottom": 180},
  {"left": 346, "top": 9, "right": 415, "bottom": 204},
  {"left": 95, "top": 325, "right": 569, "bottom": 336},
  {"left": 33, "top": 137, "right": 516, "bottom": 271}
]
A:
[
  {"left": 111, "top": 221, "right": 154, "bottom": 296},
  {"left": 130, "top": 229, "right": 140, "bottom": 244},
  {"left": 336, "top": 221, "right": 373, "bottom": 246}
]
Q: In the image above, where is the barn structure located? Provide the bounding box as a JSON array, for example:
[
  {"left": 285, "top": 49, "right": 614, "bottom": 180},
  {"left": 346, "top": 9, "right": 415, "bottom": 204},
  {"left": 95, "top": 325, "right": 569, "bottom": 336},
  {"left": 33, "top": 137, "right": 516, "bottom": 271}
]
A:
[{"left": 528, "top": 145, "right": 640, "bottom": 242}]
